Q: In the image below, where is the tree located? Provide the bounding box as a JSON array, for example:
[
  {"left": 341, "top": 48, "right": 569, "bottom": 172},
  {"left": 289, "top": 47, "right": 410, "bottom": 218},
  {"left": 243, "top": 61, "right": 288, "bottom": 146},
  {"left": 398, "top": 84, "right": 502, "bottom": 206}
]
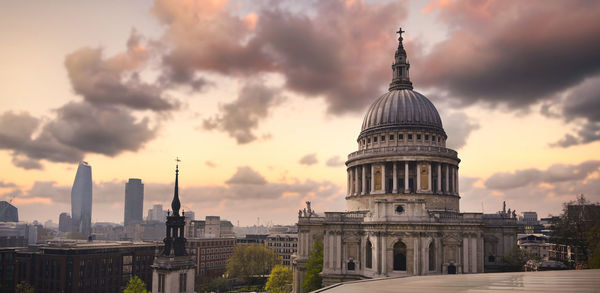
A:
[
  {"left": 265, "top": 265, "right": 292, "bottom": 293},
  {"left": 15, "top": 282, "right": 34, "bottom": 293},
  {"left": 198, "top": 277, "right": 230, "bottom": 293},
  {"left": 551, "top": 195, "right": 600, "bottom": 267},
  {"left": 123, "top": 276, "right": 148, "bottom": 293},
  {"left": 302, "top": 240, "right": 323, "bottom": 292},
  {"left": 503, "top": 245, "right": 529, "bottom": 271},
  {"left": 226, "top": 244, "right": 281, "bottom": 283}
]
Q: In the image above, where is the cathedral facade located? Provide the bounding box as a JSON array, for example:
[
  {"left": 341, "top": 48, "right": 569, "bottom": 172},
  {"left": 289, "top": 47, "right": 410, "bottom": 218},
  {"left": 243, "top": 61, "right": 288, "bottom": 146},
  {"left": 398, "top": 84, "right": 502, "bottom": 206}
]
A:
[{"left": 292, "top": 29, "right": 518, "bottom": 292}]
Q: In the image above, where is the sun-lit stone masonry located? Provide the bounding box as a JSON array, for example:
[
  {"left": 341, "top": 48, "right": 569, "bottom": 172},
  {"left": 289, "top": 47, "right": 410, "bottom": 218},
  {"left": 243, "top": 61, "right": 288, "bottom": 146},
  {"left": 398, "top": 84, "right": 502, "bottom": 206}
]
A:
[{"left": 292, "top": 28, "right": 520, "bottom": 292}]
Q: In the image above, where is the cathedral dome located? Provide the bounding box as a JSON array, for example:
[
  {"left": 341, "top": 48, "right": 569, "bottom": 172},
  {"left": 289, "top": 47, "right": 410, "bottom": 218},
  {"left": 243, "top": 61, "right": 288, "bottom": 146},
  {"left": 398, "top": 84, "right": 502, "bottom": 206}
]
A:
[
  {"left": 359, "top": 28, "right": 445, "bottom": 138},
  {"left": 360, "top": 89, "right": 444, "bottom": 134}
]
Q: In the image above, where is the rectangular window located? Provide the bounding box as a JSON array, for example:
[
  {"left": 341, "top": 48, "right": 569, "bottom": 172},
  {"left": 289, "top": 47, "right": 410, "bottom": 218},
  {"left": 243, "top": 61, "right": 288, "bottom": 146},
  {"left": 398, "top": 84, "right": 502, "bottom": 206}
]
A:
[
  {"left": 399, "top": 134, "right": 404, "bottom": 140},
  {"left": 158, "top": 274, "right": 165, "bottom": 292},
  {"left": 425, "top": 135, "right": 429, "bottom": 140},
  {"left": 417, "top": 134, "right": 421, "bottom": 140},
  {"left": 390, "top": 135, "right": 394, "bottom": 140},
  {"left": 381, "top": 136, "right": 385, "bottom": 141},
  {"left": 432, "top": 136, "right": 436, "bottom": 142},
  {"left": 438, "top": 137, "right": 441, "bottom": 142},
  {"left": 179, "top": 273, "right": 187, "bottom": 292},
  {"left": 367, "top": 138, "right": 371, "bottom": 143},
  {"left": 408, "top": 134, "right": 412, "bottom": 140},
  {"left": 373, "top": 136, "right": 377, "bottom": 142}
]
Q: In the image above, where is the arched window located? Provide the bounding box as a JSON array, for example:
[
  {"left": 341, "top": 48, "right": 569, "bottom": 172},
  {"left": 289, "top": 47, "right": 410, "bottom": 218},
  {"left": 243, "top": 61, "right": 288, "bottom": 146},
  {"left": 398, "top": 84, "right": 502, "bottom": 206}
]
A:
[
  {"left": 366, "top": 240, "right": 372, "bottom": 269},
  {"left": 428, "top": 241, "right": 435, "bottom": 271},
  {"left": 393, "top": 241, "right": 407, "bottom": 271}
]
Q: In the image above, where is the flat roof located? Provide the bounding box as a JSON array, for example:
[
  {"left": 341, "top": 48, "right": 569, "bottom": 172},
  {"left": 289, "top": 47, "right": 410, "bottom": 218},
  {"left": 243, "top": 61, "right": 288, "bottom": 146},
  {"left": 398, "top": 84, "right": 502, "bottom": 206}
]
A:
[{"left": 316, "top": 270, "right": 600, "bottom": 293}]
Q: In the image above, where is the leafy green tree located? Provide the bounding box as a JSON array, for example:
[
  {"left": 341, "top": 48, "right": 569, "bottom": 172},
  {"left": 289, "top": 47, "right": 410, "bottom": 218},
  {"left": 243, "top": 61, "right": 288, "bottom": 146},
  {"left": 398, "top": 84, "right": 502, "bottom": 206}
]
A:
[
  {"left": 123, "top": 276, "right": 148, "bottom": 293},
  {"left": 198, "top": 277, "right": 229, "bottom": 293},
  {"left": 15, "top": 282, "right": 35, "bottom": 293},
  {"left": 226, "top": 244, "right": 281, "bottom": 283},
  {"left": 587, "top": 220, "right": 600, "bottom": 269},
  {"left": 265, "top": 265, "right": 292, "bottom": 293},
  {"left": 302, "top": 240, "right": 323, "bottom": 292}
]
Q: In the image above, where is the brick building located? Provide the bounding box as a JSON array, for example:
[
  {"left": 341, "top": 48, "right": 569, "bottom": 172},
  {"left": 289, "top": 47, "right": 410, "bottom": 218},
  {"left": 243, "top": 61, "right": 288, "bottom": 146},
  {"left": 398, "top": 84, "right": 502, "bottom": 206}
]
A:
[
  {"left": 187, "top": 237, "right": 235, "bottom": 279},
  {"left": 15, "top": 241, "right": 161, "bottom": 293}
]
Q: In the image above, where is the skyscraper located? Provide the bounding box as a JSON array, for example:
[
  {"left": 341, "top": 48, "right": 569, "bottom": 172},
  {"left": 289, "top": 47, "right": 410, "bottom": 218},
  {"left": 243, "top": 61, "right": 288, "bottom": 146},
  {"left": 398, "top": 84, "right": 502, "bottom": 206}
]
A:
[
  {"left": 0, "top": 201, "right": 18, "bottom": 222},
  {"left": 71, "top": 161, "right": 92, "bottom": 236},
  {"left": 58, "top": 212, "right": 72, "bottom": 232},
  {"left": 124, "top": 178, "right": 144, "bottom": 225}
]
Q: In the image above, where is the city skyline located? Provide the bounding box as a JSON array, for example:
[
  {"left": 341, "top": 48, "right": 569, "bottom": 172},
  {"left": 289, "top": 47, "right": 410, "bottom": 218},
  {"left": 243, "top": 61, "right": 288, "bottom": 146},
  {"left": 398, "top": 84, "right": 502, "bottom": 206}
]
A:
[{"left": 1, "top": 0, "right": 600, "bottom": 226}]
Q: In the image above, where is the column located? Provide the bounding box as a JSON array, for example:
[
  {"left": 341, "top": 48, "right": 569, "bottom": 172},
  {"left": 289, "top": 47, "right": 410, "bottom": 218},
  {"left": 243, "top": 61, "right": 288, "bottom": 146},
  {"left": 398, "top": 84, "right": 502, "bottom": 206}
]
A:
[
  {"left": 371, "top": 164, "right": 375, "bottom": 193},
  {"left": 463, "top": 236, "right": 469, "bottom": 273},
  {"left": 349, "top": 168, "right": 354, "bottom": 195},
  {"left": 413, "top": 238, "right": 419, "bottom": 274},
  {"left": 381, "top": 235, "right": 387, "bottom": 275},
  {"left": 404, "top": 162, "right": 409, "bottom": 193},
  {"left": 445, "top": 165, "right": 449, "bottom": 193},
  {"left": 392, "top": 162, "right": 398, "bottom": 193},
  {"left": 354, "top": 167, "right": 359, "bottom": 196},
  {"left": 427, "top": 163, "right": 432, "bottom": 192},
  {"left": 437, "top": 164, "right": 442, "bottom": 193},
  {"left": 416, "top": 163, "right": 421, "bottom": 192},
  {"left": 456, "top": 167, "right": 460, "bottom": 194},
  {"left": 337, "top": 233, "right": 342, "bottom": 271},
  {"left": 381, "top": 164, "right": 386, "bottom": 193},
  {"left": 347, "top": 169, "right": 351, "bottom": 195},
  {"left": 329, "top": 233, "right": 335, "bottom": 270},
  {"left": 362, "top": 165, "right": 367, "bottom": 195},
  {"left": 470, "top": 238, "right": 477, "bottom": 273}
]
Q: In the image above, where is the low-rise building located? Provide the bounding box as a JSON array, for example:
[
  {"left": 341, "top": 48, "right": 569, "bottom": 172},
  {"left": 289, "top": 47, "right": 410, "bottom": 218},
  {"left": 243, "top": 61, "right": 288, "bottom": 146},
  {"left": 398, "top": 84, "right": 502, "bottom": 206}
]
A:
[
  {"left": 0, "top": 222, "right": 37, "bottom": 246},
  {"left": 266, "top": 234, "right": 298, "bottom": 267},
  {"left": 187, "top": 238, "right": 235, "bottom": 279},
  {"left": 15, "top": 241, "right": 161, "bottom": 293},
  {"left": 517, "top": 234, "right": 550, "bottom": 260}
]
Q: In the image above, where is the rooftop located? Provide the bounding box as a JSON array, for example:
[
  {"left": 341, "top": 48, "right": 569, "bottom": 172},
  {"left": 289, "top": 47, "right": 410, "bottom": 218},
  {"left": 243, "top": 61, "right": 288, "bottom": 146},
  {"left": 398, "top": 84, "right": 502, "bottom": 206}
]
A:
[{"left": 316, "top": 270, "right": 600, "bottom": 293}]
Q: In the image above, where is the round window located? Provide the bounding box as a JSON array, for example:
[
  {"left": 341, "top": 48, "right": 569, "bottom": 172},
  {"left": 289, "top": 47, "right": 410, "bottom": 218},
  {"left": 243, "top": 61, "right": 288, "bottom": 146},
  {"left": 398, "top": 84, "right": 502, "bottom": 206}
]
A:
[{"left": 395, "top": 205, "right": 404, "bottom": 214}]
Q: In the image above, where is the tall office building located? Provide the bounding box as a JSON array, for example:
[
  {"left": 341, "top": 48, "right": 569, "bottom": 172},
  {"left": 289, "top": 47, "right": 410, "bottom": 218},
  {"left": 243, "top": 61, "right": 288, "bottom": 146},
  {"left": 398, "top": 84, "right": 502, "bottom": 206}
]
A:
[
  {"left": 0, "top": 201, "right": 18, "bottom": 222},
  {"left": 124, "top": 178, "right": 144, "bottom": 225},
  {"left": 71, "top": 162, "right": 92, "bottom": 236},
  {"left": 58, "top": 212, "right": 72, "bottom": 232}
]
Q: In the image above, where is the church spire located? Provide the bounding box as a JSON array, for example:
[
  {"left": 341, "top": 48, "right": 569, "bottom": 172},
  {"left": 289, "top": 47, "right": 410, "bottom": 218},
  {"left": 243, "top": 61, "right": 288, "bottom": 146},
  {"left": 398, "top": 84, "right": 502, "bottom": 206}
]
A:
[
  {"left": 389, "top": 27, "right": 413, "bottom": 91},
  {"left": 171, "top": 157, "right": 181, "bottom": 216}
]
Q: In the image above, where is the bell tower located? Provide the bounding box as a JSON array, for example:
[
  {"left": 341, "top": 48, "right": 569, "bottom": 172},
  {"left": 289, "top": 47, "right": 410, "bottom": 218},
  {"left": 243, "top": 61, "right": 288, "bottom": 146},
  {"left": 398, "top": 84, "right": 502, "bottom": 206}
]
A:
[{"left": 152, "top": 158, "right": 195, "bottom": 293}]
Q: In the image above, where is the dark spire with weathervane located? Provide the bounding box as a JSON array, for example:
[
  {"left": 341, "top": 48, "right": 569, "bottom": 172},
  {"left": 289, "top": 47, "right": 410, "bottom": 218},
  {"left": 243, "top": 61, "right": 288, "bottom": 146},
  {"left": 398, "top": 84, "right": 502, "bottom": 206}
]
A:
[
  {"left": 389, "top": 27, "right": 414, "bottom": 91},
  {"left": 161, "top": 157, "right": 187, "bottom": 256},
  {"left": 171, "top": 158, "right": 181, "bottom": 216}
]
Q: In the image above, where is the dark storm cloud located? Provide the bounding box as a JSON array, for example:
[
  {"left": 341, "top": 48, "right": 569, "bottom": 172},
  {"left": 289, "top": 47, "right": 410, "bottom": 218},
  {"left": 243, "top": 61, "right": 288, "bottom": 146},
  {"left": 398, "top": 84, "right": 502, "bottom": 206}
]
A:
[
  {"left": 551, "top": 76, "right": 600, "bottom": 147},
  {"left": 225, "top": 166, "right": 267, "bottom": 185},
  {"left": 203, "top": 81, "right": 283, "bottom": 144},
  {"left": 299, "top": 153, "right": 318, "bottom": 166},
  {"left": 484, "top": 160, "right": 600, "bottom": 190},
  {"left": 0, "top": 102, "right": 157, "bottom": 169},
  {"left": 65, "top": 32, "right": 178, "bottom": 111},
  {"left": 44, "top": 102, "right": 156, "bottom": 156},
  {"left": 326, "top": 156, "right": 345, "bottom": 167},
  {"left": 152, "top": 0, "right": 408, "bottom": 114},
  {"left": 0, "top": 111, "right": 84, "bottom": 168},
  {"left": 414, "top": 1, "right": 600, "bottom": 109}
]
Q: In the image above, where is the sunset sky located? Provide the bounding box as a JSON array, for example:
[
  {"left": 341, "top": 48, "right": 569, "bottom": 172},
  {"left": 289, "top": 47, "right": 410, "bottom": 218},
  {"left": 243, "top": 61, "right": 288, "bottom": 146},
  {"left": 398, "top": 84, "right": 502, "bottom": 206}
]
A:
[{"left": 1, "top": 0, "right": 599, "bottom": 226}]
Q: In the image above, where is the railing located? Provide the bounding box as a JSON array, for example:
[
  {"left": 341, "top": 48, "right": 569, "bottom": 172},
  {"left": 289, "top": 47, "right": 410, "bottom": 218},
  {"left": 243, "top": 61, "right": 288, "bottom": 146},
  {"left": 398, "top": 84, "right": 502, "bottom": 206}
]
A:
[
  {"left": 324, "top": 211, "right": 368, "bottom": 222},
  {"left": 347, "top": 145, "right": 458, "bottom": 160}
]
